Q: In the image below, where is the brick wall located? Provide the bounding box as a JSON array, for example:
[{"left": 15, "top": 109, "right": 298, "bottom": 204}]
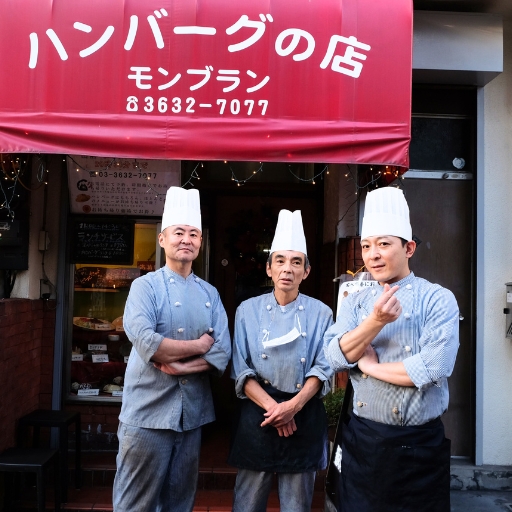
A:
[{"left": 0, "top": 299, "right": 55, "bottom": 452}]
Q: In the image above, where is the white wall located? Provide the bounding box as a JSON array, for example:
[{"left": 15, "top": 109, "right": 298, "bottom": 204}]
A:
[
  {"left": 11, "top": 156, "right": 62, "bottom": 300},
  {"left": 476, "top": 17, "right": 512, "bottom": 465}
]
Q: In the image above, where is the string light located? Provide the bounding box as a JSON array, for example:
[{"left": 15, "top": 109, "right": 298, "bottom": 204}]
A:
[
  {"left": 229, "top": 162, "right": 264, "bottom": 185},
  {"left": 0, "top": 154, "right": 37, "bottom": 220},
  {"left": 181, "top": 162, "right": 202, "bottom": 189},
  {"left": 286, "top": 164, "right": 329, "bottom": 184},
  {"left": 343, "top": 164, "right": 406, "bottom": 197}
]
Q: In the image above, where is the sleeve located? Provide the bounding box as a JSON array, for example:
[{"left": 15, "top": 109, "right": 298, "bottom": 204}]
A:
[
  {"left": 402, "top": 287, "right": 460, "bottom": 390},
  {"left": 201, "top": 290, "right": 232, "bottom": 375},
  {"left": 305, "top": 306, "right": 335, "bottom": 398},
  {"left": 123, "top": 277, "right": 165, "bottom": 364},
  {"left": 323, "top": 294, "right": 360, "bottom": 372},
  {"left": 230, "top": 303, "right": 258, "bottom": 399}
]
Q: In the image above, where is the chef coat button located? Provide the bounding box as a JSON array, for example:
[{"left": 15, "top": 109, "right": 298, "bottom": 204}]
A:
[
  {"left": 300, "top": 357, "right": 306, "bottom": 363},
  {"left": 406, "top": 284, "right": 412, "bottom": 290},
  {"left": 371, "top": 290, "right": 377, "bottom": 296},
  {"left": 174, "top": 302, "right": 181, "bottom": 307},
  {"left": 262, "top": 354, "right": 267, "bottom": 359},
  {"left": 296, "top": 383, "right": 302, "bottom": 389},
  {"left": 177, "top": 328, "right": 184, "bottom": 333},
  {"left": 262, "top": 329, "right": 268, "bottom": 334},
  {"left": 362, "top": 315, "right": 367, "bottom": 320},
  {"left": 298, "top": 305, "right": 304, "bottom": 311},
  {"left": 169, "top": 278, "right": 175, "bottom": 283},
  {"left": 301, "top": 332, "right": 307, "bottom": 337},
  {"left": 362, "top": 373, "right": 368, "bottom": 379},
  {"left": 264, "top": 380, "right": 270, "bottom": 385},
  {"left": 195, "top": 277, "right": 200, "bottom": 282},
  {"left": 208, "top": 327, "right": 214, "bottom": 333},
  {"left": 404, "top": 345, "right": 411, "bottom": 352},
  {"left": 404, "top": 313, "right": 411, "bottom": 319},
  {"left": 181, "top": 379, "right": 187, "bottom": 385},
  {"left": 357, "top": 401, "right": 363, "bottom": 407},
  {"left": 267, "top": 305, "right": 272, "bottom": 311},
  {"left": 392, "top": 407, "right": 399, "bottom": 414},
  {"left": 205, "top": 302, "right": 211, "bottom": 308}
]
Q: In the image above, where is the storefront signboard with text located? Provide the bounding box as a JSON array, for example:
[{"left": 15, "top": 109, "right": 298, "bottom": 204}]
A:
[
  {"left": 0, "top": 0, "right": 412, "bottom": 165},
  {"left": 67, "top": 156, "right": 180, "bottom": 216}
]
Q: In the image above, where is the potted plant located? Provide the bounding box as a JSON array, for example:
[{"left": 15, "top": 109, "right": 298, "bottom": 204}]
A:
[{"left": 323, "top": 387, "right": 345, "bottom": 442}]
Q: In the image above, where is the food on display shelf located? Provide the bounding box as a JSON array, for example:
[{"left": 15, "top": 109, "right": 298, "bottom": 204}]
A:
[
  {"left": 73, "top": 317, "right": 114, "bottom": 331},
  {"left": 103, "top": 384, "right": 123, "bottom": 393},
  {"left": 113, "top": 376, "right": 124, "bottom": 385},
  {"left": 112, "top": 316, "right": 124, "bottom": 332}
]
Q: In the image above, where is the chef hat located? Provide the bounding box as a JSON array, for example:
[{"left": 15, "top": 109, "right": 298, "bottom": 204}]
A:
[
  {"left": 360, "top": 187, "right": 412, "bottom": 241},
  {"left": 270, "top": 210, "right": 307, "bottom": 256},
  {"left": 161, "top": 187, "right": 201, "bottom": 232}
]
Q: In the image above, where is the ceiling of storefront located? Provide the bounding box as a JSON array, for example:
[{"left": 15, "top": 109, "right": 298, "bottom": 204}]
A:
[{"left": 414, "top": 0, "right": 512, "bottom": 15}]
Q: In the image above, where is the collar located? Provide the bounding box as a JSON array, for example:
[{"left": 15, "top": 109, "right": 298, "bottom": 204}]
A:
[
  {"left": 162, "top": 265, "right": 197, "bottom": 283},
  {"left": 376, "top": 271, "right": 415, "bottom": 289},
  {"left": 270, "top": 291, "right": 300, "bottom": 313}
]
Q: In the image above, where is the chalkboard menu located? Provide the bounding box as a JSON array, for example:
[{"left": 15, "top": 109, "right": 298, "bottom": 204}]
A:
[{"left": 71, "top": 218, "right": 135, "bottom": 265}]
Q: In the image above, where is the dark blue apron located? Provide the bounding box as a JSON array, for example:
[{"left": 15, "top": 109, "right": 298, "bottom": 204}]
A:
[
  {"left": 228, "top": 383, "right": 328, "bottom": 473},
  {"left": 336, "top": 413, "right": 451, "bottom": 512}
]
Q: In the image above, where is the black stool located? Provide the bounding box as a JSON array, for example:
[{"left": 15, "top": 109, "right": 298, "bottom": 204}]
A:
[
  {"left": 0, "top": 447, "right": 60, "bottom": 512},
  {"left": 17, "top": 410, "right": 81, "bottom": 502}
]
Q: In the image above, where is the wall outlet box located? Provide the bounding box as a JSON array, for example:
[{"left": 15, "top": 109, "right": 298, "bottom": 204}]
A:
[{"left": 38, "top": 230, "right": 50, "bottom": 251}]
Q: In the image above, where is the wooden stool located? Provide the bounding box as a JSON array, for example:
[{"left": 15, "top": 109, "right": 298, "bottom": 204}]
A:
[
  {"left": 0, "top": 447, "right": 60, "bottom": 512},
  {"left": 17, "top": 410, "right": 81, "bottom": 503}
]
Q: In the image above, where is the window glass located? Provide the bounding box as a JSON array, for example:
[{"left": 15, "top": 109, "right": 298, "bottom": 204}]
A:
[{"left": 68, "top": 223, "right": 158, "bottom": 401}]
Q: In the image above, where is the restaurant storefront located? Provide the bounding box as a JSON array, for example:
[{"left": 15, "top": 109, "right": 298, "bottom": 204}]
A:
[
  {"left": 0, "top": 0, "right": 412, "bottom": 449},
  {"left": 2, "top": 0, "right": 510, "bottom": 480}
]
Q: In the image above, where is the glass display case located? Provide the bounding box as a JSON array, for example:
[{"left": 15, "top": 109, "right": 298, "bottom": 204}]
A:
[{"left": 68, "top": 222, "right": 158, "bottom": 401}]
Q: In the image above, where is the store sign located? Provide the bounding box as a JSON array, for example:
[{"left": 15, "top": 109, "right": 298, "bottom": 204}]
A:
[
  {"left": 67, "top": 156, "right": 179, "bottom": 216},
  {"left": 0, "top": 0, "right": 412, "bottom": 165}
]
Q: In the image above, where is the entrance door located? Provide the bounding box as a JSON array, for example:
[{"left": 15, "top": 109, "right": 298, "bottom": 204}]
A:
[
  {"left": 404, "top": 176, "right": 474, "bottom": 457},
  {"left": 201, "top": 188, "right": 323, "bottom": 432}
]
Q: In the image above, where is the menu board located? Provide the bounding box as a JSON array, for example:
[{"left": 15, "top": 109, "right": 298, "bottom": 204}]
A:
[
  {"left": 71, "top": 219, "right": 135, "bottom": 265},
  {"left": 67, "top": 156, "right": 180, "bottom": 216}
]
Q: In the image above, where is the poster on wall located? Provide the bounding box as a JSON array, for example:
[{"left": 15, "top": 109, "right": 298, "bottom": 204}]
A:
[{"left": 67, "top": 156, "right": 180, "bottom": 216}]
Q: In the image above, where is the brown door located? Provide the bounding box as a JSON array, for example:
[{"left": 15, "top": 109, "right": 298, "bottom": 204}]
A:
[
  {"left": 405, "top": 177, "right": 474, "bottom": 457},
  {"left": 213, "top": 194, "right": 319, "bottom": 328},
  {"left": 201, "top": 189, "right": 323, "bottom": 430}
]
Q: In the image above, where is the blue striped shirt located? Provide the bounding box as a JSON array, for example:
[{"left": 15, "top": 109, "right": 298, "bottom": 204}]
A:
[
  {"left": 232, "top": 292, "right": 334, "bottom": 398},
  {"left": 324, "top": 272, "right": 459, "bottom": 426},
  {"left": 120, "top": 266, "right": 231, "bottom": 431}
]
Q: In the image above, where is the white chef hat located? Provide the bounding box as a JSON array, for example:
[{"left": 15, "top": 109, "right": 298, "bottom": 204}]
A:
[
  {"left": 360, "top": 187, "right": 412, "bottom": 241},
  {"left": 161, "top": 187, "right": 201, "bottom": 232},
  {"left": 270, "top": 210, "right": 307, "bottom": 256}
]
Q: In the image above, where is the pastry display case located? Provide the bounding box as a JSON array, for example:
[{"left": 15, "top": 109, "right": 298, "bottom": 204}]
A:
[{"left": 67, "top": 222, "right": 159, "bottom": 402}]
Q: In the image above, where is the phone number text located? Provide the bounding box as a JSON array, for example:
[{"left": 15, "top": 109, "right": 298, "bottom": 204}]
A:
[{"left": 126, "top": 96, "right": 268, "bottom": 115}]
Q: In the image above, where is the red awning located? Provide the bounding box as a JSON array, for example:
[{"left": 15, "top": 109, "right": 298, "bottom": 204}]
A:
[{"left": 0, "top": 0, "right": 412, "bottom": 165}]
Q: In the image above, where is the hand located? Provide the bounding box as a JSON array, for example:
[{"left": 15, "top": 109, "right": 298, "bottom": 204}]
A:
[
  {"left": 276, "top": 418, "right": 297, "bottom": 437},
  {"left": 357, "top": 344, "right": 378, "bottom": 374},
  {"left": 197, "top": 333, "right": 215, "bottom": 354},
  {"left": 153, "top": 358, "right": 200, "bottom": 375},
  {"left": 153, "top": 361, "right": 181, "bottom": 375},
  {"left": 261, "top": 400, "right": 297, "bottom": 428},
  {"left": 371, "top": 284, "right": 401, "bottom": 325}
]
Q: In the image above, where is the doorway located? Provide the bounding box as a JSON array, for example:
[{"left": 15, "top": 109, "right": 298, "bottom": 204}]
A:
[{"left": 186, "top": 161, "right": 326, "bottom": 437}]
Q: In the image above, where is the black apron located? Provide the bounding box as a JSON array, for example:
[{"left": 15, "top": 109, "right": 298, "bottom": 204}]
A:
[
  {"left": 337, "top": 413, "right": 451, "bottom": 512},
  {"left": 228, "top": 383, "right": 328, "bottom": 473}
]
